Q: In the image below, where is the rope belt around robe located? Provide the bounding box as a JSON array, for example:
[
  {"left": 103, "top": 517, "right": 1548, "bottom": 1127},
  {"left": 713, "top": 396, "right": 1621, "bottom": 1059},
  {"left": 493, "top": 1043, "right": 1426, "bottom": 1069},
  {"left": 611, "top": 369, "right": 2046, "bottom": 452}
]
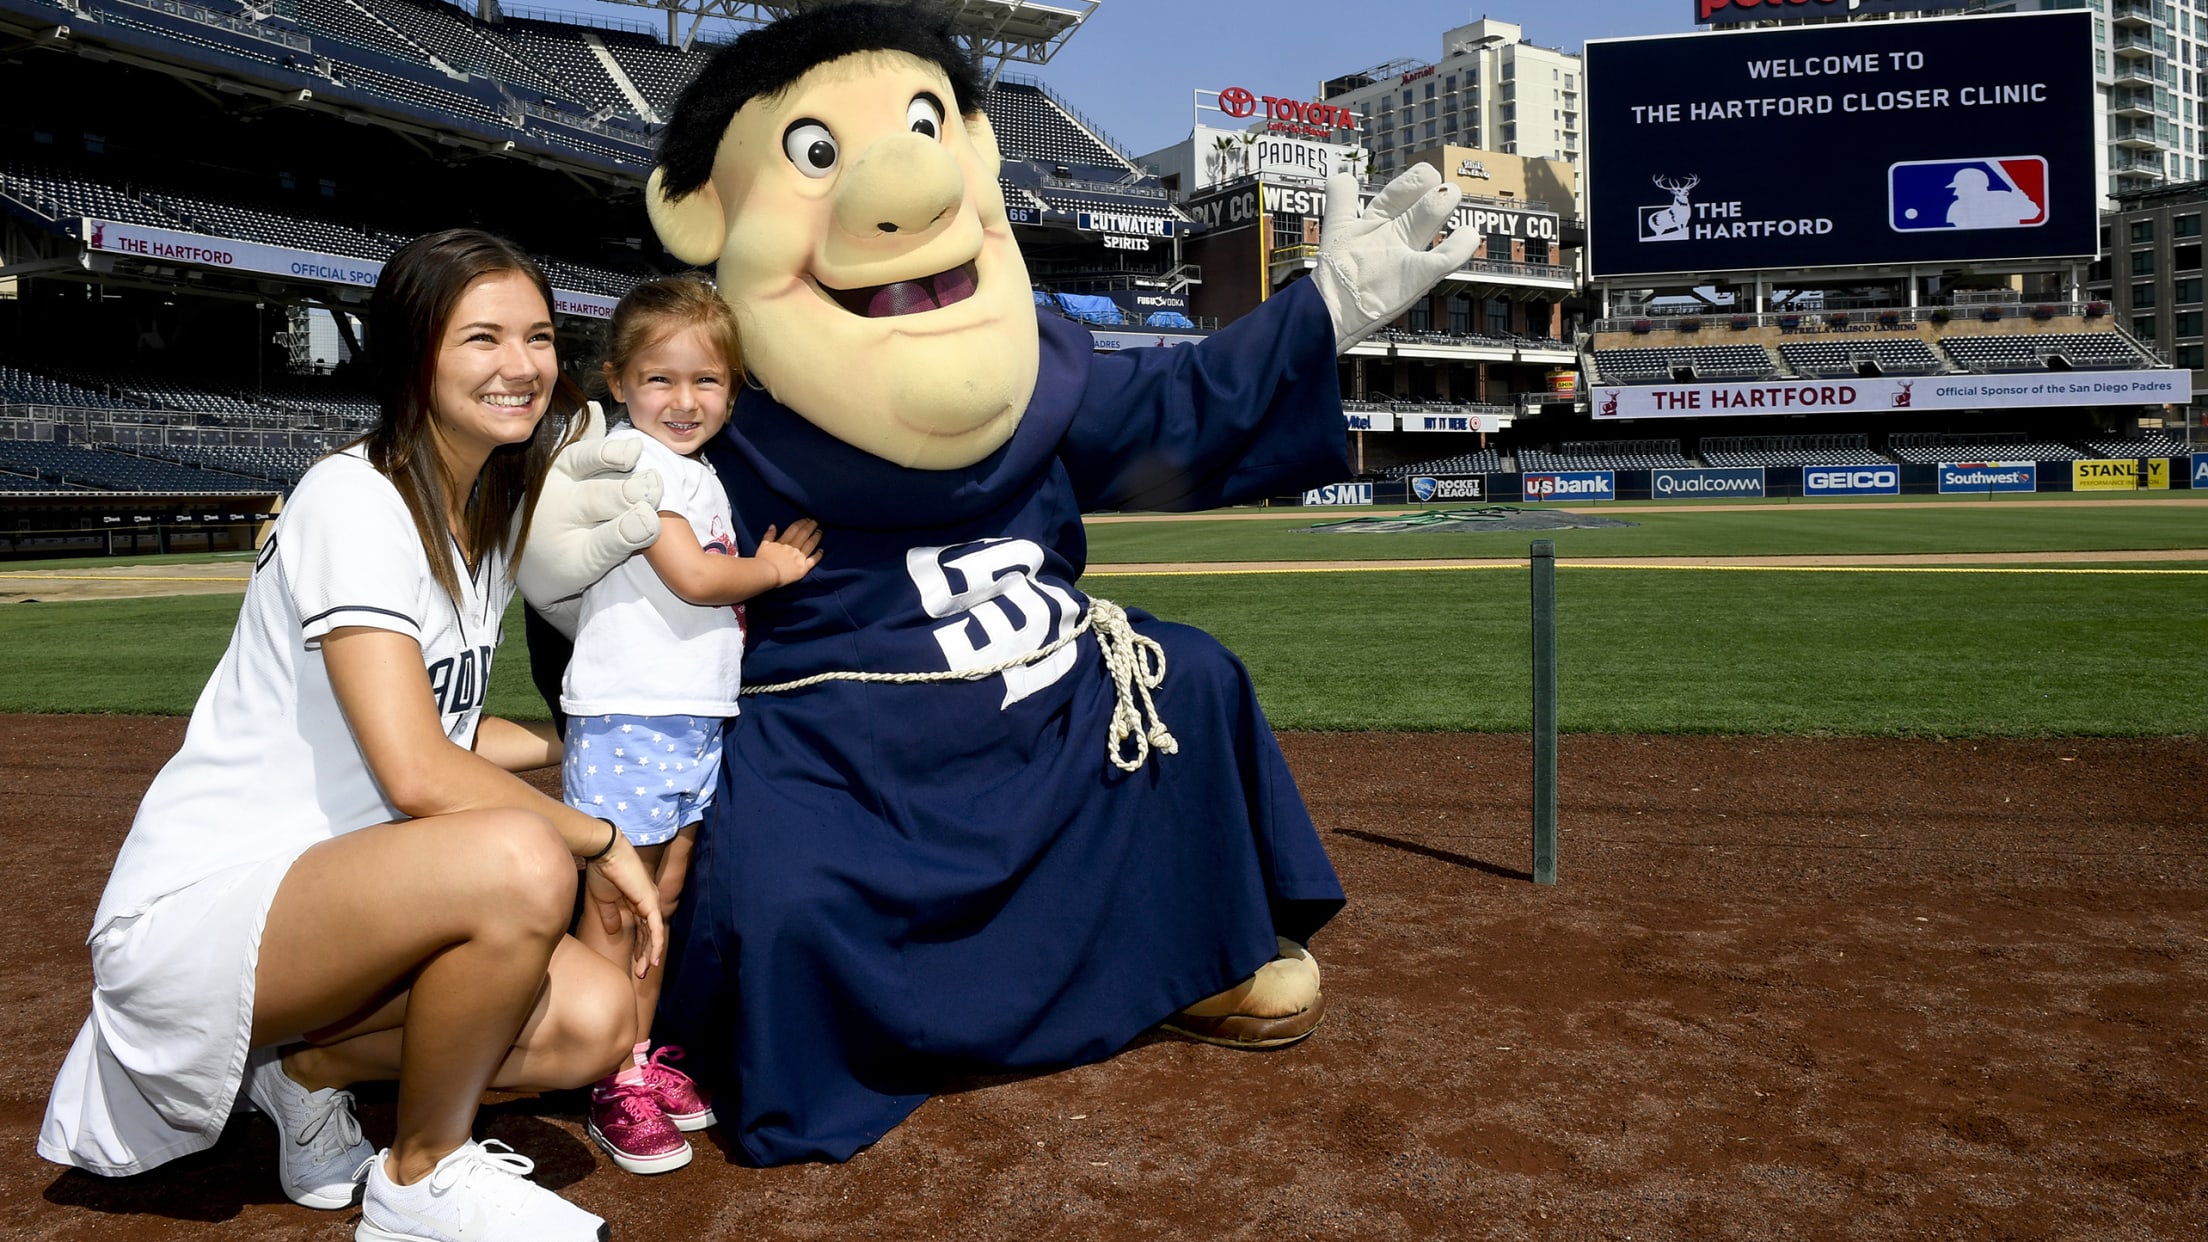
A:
[{"left": 739, "top": 598, "right": 1179, "bottom": 774}]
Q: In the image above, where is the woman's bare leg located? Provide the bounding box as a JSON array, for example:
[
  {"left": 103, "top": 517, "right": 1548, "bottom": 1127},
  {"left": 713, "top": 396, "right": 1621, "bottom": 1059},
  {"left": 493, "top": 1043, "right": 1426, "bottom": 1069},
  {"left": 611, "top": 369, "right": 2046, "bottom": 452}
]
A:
[
  {"left": 284, "top": 937, "right": 634, "bottom": 1095},
  {"left": 253, "top": 809, "right": 634, "bottom": 1183}
]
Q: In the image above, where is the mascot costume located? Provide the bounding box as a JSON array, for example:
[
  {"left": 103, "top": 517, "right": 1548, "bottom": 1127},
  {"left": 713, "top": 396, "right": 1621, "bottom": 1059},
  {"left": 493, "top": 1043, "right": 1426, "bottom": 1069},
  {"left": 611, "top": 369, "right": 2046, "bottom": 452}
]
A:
[{"left": 520, "top": 1, "right": 1479, "bottom": 1167}]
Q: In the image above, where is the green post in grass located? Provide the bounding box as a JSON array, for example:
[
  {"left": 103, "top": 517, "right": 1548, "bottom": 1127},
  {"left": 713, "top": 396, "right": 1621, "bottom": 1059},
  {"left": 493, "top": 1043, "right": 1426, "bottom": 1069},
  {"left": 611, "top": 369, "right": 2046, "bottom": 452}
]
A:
[{"left": 1530, "top": 539, "right": 1558, "bottom": 885}]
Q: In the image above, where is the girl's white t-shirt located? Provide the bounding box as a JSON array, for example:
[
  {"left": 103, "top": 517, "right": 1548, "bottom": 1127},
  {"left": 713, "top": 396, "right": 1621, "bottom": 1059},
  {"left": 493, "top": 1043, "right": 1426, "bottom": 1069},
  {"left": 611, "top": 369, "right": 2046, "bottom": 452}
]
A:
[
  {"left": 559, "top": 427, "right": 745, "bottom": 719},
  {"left": 91, "top": 447, "right": 511, "bottom": 932}
]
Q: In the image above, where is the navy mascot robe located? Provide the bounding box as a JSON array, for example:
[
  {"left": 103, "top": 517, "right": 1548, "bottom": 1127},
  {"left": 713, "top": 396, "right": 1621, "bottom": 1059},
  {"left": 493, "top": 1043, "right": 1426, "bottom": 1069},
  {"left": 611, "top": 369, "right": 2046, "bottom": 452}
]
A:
[{"left": 660, "top": 279, "right": 1350, "bottom": 1165}]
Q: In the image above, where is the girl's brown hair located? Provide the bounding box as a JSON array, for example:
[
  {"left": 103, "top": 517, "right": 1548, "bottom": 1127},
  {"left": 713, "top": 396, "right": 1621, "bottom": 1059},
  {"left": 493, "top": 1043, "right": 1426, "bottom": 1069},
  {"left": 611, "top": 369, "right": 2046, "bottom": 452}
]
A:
[
  {"left": 364, "top": 229, "right": 587, "bottom": 604},
  {"left": 600, "top": 276, "right": 744, "bottom": 401}
]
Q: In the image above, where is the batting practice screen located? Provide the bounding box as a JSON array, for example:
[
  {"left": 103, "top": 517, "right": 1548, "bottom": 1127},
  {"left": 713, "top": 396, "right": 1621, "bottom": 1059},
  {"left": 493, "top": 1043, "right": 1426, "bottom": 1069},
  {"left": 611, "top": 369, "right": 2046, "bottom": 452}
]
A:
[{"left": 1584, "top": 11, "right": 2094, "bottom": 278}]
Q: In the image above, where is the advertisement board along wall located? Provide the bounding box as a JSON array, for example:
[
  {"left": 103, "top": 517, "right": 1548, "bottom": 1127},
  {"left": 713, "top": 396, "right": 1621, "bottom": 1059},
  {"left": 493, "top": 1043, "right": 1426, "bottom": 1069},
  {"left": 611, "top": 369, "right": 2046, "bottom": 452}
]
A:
[
  {"left": 1585, "top": 12, "right": 2095, "bottom": 278},
  {"left": 1591, "top": 370, "right": 2185, "bottom": 420}
]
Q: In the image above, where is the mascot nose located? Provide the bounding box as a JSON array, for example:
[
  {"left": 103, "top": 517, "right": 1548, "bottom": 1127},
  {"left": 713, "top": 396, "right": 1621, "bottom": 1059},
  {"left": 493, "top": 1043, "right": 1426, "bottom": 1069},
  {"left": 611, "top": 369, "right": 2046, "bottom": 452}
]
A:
[{"left": 833, "top": 132, "right": 964, "bottom": 238}]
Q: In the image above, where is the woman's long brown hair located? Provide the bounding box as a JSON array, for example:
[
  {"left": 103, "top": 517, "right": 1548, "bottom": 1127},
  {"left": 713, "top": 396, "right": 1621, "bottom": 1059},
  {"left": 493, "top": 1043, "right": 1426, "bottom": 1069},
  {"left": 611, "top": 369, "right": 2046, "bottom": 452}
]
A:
[{"left": 363, "top": 229, "right": 586, "bottom": 605}]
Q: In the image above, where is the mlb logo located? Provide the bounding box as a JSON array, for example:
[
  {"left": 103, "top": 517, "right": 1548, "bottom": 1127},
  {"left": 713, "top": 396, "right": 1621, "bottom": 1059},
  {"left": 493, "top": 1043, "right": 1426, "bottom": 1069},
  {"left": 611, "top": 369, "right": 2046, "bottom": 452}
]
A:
[{"left": 1890, "top": 157, "right": 2047, "bottom": 232}]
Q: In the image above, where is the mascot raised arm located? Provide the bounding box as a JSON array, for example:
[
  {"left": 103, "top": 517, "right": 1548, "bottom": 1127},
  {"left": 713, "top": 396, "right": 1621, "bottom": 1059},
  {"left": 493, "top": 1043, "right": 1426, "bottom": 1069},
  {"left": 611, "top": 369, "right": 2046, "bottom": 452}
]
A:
[{"left": 520, "top": 1, "right": 1479, "bottom": 1166}]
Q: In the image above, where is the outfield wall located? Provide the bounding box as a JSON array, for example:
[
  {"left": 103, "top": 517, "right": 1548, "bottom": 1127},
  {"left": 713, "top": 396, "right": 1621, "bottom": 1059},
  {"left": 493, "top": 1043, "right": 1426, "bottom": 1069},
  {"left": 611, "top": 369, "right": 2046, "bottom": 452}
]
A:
[{"left": 1300, "top": 457, "right": 2199, "bottom": 505}]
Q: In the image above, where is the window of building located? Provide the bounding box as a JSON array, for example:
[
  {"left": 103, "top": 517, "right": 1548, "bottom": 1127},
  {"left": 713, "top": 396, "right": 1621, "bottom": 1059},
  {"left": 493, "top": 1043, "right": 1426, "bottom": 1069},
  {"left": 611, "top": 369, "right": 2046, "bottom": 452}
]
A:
[
  {"left": 1407, "top": 298, "right": 1433, "bottom": 332},
  {"left": 2135, "top": 282, "right": 2158, "bottom": 308},
  {"left": 1425, "top": 121, "right": 1438, "bottom": 139},
  {"left": 2180, "top": 242, "right": 2203, "bottom": 269},
  {"left": 1425, "top": 83, "right": 1436, "bottom": 99},
  {"left": 2176, "top": 276, "right": 2203, "bottom": 303},
  {"left": 2177, "top": 310, "right": 2203, "bottom": 336},
  {"left": 2132, "top": 219, "right": 2156, "bottom": 243},
  {"left": 1487, "top": 298, "right": 1511, "bottom": 336},
  {"left": 2180, "top": 343, "right": 2205, "bottom": 368},
  {"left": 2133, "top": 249, "right": 2157, "bottom": 274},
  {"left": 2136, "top": 315, "right": 2158, "bottom": 341},
  {"left": 2177, "top": 213, "right": 2203, "bottom": 237},
  {"left": 1447, "top": 294, "right": 1472, "bottom": 335}
]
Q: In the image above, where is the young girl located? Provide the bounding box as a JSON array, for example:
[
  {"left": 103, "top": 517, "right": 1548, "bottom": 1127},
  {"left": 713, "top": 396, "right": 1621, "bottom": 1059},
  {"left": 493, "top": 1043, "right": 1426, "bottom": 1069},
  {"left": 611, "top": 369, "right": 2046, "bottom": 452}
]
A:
[
  {"left": 40, "top": 229, "right": 664, "bottom": 1241},
  {"left": 560, "top": 277, "right": 820, "bottom": 1174}
]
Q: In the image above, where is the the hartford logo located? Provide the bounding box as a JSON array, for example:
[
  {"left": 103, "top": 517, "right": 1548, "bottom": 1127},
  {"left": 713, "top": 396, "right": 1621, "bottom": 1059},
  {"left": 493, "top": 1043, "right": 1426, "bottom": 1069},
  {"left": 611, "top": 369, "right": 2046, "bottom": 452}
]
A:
[
  {"left": 1640, "top": 174, "right": 1698, "bottom": 243},
  {"left": 1523, "top": 471, "right": 1615, "bottom": 501},
  {"left": 1890, "top": 157, "right": 2048, "bottom": 232}
]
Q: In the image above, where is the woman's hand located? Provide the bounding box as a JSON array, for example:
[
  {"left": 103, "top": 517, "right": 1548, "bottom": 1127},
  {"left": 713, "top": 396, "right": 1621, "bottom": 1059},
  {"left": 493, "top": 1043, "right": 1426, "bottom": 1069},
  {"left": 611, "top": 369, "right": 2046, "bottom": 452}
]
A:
[{"left": 583, "top": 835, "right": 666, "bottom": 978}]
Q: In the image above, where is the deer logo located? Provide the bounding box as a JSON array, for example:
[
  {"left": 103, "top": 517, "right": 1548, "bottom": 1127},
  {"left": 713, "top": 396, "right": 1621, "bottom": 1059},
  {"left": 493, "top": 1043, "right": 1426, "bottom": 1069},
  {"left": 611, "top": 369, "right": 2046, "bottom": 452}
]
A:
[
  {"left": 1600, "top": 390, "right": 1620, "bottom": 418},
  {"left": 1891, "top": 382, "right": 1913, "bottom": 409},
  {"left": 1639, "top": 174, "right": 1699, "bottom": 243}
]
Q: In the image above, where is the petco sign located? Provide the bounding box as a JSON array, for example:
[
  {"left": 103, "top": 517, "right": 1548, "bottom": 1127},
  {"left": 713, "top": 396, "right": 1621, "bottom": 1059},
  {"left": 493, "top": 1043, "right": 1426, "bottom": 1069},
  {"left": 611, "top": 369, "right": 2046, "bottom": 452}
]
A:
[
  {"left": 1698, "top": 0, "right": 1965, "bottom": 25},
  {"left": 1523, "top": 471, "right": 1616, "bottom": 501},
  {"left": 1218, "top": 86, "right": 1358, "bottom": 138},
  {"left": 1803, "top": 465, "right": 1900, "bottom": 496}
]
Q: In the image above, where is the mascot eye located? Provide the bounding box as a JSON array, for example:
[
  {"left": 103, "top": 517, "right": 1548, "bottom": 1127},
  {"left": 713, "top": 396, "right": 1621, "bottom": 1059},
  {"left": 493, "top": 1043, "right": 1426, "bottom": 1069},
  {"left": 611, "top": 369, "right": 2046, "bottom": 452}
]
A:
[
  {"left": 907, "top": 94, "right": 944, "bottom": 140},
  {"left": 783, "top": 120, "right": 839, "bottom": 178}
]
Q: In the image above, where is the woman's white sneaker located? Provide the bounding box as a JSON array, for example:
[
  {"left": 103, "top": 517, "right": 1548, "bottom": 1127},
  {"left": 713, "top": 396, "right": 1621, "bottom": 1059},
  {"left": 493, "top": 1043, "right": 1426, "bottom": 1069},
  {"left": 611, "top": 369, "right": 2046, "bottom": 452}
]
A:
[
  {"left": 355, "top": 1139, "right": 607, "bottom": 1242},
  {"left": 243, "top": 1047, "right": 373, "bottom": 1210}
]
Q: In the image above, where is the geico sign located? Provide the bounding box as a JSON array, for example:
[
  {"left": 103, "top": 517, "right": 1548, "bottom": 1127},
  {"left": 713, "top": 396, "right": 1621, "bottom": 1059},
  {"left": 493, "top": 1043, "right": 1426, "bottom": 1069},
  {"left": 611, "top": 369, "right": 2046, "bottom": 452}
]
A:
[{"left": 1806, "top": 469, "right": 1898, "bottom": 489}]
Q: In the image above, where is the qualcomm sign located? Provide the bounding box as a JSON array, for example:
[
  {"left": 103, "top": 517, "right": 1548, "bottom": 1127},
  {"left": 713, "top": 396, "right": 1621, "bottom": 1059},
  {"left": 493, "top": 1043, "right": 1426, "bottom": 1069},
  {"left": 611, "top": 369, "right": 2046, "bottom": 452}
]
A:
[
  {"left": 1803, "top": 465, "right": 1900, "bottom": 497},
  {"left": 1652, "top": 467, "right": 1766, "bottom": 498},
  {"left": 1523, "top": 471, "right": 1616, "bottom": 501},
  {"left": 1412, "top": 475, "right": 1485, "bottom": 502}
]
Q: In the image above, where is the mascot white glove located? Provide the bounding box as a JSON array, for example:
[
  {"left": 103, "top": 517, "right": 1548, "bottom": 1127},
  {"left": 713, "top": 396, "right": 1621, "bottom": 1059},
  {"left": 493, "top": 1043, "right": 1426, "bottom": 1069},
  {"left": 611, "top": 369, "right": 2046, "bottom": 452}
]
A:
[
  {"left": 1311, "top": 165, "right": 1484, "bottom": 354},
  {"left": 516, "top": 402, "right": 664, "bottom": 637}
]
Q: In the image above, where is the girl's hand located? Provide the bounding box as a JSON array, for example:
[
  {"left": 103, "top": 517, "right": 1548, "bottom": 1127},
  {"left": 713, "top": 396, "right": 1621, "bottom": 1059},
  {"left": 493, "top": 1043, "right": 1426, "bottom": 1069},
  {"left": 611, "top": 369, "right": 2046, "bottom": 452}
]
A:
[
  {"left": 757, "top": 519, "right": 824, "bottom": 585},
  {"left": 583, "top": 837, "right": 666, "bottom": 977}
]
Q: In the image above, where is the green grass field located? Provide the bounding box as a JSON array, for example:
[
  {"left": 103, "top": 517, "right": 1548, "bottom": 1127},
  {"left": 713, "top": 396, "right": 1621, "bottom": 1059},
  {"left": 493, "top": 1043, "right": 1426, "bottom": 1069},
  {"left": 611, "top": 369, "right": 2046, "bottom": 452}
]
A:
[{"left": 4, "top": 499, "right": 2203, "bottom": 735}]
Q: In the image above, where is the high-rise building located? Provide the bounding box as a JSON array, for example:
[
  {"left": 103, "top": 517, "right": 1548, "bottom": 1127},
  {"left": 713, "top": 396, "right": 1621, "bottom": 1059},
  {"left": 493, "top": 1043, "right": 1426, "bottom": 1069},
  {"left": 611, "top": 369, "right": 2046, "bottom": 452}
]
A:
[{"left": 1318, "top": 19, "right": 1582, "bottom": 183}]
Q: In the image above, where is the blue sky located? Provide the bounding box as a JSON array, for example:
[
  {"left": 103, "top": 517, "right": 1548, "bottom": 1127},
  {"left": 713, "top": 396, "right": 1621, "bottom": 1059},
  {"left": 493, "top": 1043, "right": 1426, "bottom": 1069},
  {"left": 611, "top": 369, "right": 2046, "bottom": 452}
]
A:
[{"left": 523, "top": 0, "right": 1701, "bottom": 155}]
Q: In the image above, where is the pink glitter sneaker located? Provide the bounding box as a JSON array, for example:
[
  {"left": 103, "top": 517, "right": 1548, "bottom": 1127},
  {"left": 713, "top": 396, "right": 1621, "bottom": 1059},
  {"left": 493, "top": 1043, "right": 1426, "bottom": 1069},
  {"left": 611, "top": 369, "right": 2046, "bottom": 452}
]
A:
[
  {"left": 587, "top": 1079, "right": 692, "bottom": 1174},
  {"left": 641, "top": 1046, "right": 717, "bottom": 1132}
]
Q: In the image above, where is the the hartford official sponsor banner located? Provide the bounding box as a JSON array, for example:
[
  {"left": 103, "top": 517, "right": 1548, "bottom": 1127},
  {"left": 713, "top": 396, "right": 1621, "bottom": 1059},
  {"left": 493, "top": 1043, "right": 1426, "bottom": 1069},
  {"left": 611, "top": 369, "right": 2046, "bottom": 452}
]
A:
[
  {"left": 1652, "top": 467, "right": 1766, "bottom": 498},
  {"left": 1523, "top": 470, "right": 1616, "bottom": 502},
  {"left": 1585, "top": 12, "right": 2094, "bottom": 276},
  {"left": 2074, "top": 459, "right": 2171, "bottom": 490},
  {"left": 1803, "top": 464, "right": 1901, "bottom": 496},
  {"left": 1698, "top": 0, "right": 1966, "bottom": 26},
  {"left": 1410, "top": 475, "right": 1486, "bottom": 502},
  {"left": 1302, "top": 482, "right": 1374, "bottom": 506},
  {"left": 1593, "top": 371, "right": 2185, "bottom": 420},
  {"left": 1938, "top": 461, "right": 2036, "bottom": 494},
  {"left": 83, "top": 218, "right": 616, "bottom": 319}
]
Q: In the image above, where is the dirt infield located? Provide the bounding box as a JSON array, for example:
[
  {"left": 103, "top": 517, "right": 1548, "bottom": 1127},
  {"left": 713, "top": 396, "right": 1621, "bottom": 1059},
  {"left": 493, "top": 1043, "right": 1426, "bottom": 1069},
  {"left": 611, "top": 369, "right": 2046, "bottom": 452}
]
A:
[{"left": 4, "top": 715, "right": 2203, "bottom": 1240}]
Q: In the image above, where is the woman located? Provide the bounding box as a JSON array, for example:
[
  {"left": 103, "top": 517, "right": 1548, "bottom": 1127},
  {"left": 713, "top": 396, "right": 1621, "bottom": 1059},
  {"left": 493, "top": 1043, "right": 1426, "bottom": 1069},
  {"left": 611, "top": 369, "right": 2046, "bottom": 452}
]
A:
[{"left": 40, "top": 229, "right": 661, "bottom": 1242}]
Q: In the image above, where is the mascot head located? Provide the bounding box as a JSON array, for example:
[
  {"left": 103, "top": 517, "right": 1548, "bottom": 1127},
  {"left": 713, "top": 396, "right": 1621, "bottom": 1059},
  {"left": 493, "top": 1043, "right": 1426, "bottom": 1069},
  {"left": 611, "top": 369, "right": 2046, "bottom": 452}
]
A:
[{"left": 648, "top": 2, "right": 1039, "bottom": 470}]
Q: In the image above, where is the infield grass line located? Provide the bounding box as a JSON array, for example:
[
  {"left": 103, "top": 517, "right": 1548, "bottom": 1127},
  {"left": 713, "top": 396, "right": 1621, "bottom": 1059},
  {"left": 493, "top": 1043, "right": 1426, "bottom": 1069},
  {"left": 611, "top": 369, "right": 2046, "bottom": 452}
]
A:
[{"left": 1090, "top": 564, "right": 2208, "bottom": 578}]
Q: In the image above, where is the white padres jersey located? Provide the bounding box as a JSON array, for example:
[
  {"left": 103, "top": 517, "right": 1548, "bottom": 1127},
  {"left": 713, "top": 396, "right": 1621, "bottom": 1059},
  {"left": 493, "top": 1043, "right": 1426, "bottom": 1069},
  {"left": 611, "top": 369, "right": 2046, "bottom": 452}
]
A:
[
  {"left": 91, "top": 447, "right": 511, "bottom": 931},
  {"left": 559, "top": 426, "right": 744, "bottom": 718}
]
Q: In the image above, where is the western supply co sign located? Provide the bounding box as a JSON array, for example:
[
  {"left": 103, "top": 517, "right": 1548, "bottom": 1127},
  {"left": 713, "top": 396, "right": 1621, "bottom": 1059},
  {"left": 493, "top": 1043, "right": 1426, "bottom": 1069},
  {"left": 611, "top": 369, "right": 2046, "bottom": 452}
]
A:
[
  {"left": 1585, "top": 12, "right": 2094, "bottom": 277},
  {"left": 1592, "top": 371, "right": 2185, "bottom": 420}
]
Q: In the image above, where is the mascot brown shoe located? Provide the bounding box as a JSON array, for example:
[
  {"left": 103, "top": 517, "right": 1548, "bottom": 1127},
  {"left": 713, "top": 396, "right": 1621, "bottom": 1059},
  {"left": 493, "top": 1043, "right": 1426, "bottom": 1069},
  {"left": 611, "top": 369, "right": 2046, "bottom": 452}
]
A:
[{"left": 1161, "top": 938, "right": 1324, "bottom": 1049}]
